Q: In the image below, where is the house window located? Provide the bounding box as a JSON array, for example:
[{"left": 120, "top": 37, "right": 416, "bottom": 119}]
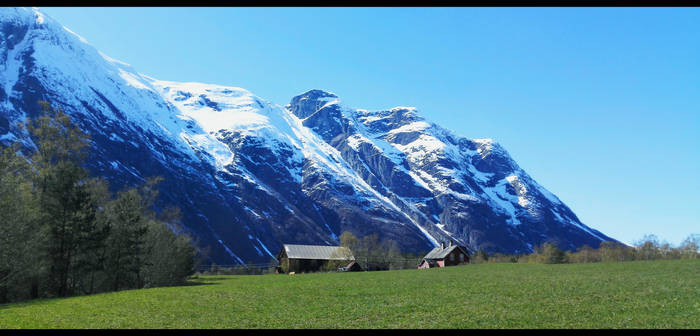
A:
[
  {"left": 450, "top": 253, "right": 455, "bottom": 261},
  {"left": 459, "top": 254, "right": 464, "bottom": 262}
]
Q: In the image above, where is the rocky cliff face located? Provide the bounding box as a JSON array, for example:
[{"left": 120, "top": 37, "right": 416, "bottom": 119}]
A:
[
  {"left": 0, "top": 8, "right": 616, "bottom": 265},
  {"left": 287, "top": 90, "right": 613, "bottom": 254}
]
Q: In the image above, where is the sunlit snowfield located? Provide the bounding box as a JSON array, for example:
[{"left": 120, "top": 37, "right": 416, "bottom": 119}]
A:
[{"left": 1, "top": 259, "right": 698, "bottom": 329}]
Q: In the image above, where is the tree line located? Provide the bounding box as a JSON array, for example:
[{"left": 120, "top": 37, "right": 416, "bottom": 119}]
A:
[
  {"left": 336, "top": 231, "right": 422, "bottom": 271},
  {"left": 336, "top": 231, "right": 698, "bottom": 270},
  {"left": 472, "top": 234, "right": 700, "bottom": 265},
  {"left": 0, "top": 102, "right": 196, "bottom": 304},
  {"left": 199, "top": 231, "right": 699, "bottom": 277}
]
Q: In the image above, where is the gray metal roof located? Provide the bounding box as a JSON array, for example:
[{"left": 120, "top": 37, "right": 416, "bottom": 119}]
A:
[
  {"left": 423, "top": 245, "right": 468, "bottom": 260},
  {"left": 282, "top": 244, "right": 355, "bottom": 260}
]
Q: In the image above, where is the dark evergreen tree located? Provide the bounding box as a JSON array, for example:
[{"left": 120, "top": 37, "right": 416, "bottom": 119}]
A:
[
  {"left": 27, "top": 102, "right": 104, "bottom": 297},
  {"left": 0, "top": 145, "right": 41, "bottom": 303},
  {"left": 74, "top": 178, "right": 112, "bottom": 295},
  {"left": 102, "top": 187, "right": 149, "bottom": 291},
  {"left": 140, "top": 207, "right": 195, "bottom": 287}
]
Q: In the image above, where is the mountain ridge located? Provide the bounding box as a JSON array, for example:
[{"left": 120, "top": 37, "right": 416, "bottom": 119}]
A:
[{"left": 0, "top": 7, "right": 617, "bottom": 265}]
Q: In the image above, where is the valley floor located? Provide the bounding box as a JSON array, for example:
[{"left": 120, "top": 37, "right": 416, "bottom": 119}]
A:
[{"left": 1, "top": 259, "right": 698, "bottom": 328}]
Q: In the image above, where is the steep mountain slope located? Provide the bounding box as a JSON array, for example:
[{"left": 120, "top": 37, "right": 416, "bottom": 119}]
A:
[
  {"left": 289, "top": 90, "right": 614, "bottom": 253},
  {"left": 0, "top": 8, "right": 616, "bottom": 265}
]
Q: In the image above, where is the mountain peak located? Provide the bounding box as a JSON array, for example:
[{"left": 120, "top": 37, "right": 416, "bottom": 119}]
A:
[
  {"left": 0, "top": 7, "right": 39, "bottom": 24},
  {"left": 296, "top": 89, "right": 338, "bottom": 100},
  {"left": 0, "top": 7, "right": 69, "bottom": 37},
  {"left": 288, "top": 89, "right": 340, "bottom": 119}
]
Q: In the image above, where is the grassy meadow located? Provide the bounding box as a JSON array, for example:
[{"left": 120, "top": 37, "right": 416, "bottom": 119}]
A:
[{"left": 1, "top": 259, "right": 698, "bottom": 328}]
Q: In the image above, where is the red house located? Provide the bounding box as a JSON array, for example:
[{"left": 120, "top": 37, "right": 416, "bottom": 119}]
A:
[{"left": 418, "top": 241, "right": 470, "bottom": 269}]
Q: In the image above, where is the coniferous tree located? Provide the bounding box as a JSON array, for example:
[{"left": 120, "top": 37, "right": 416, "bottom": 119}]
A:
[
  {"left": 76, "top": 178, "right": 112, "bottom": 294},
  {"left": 0, "top": 145, "right": 41, "bottom": 303},
  {"left": 140, "top": 207, "right": 195, "bottom": 287},
  {"left": 102, "top": 187, "right": 149, "bottom": 291},
  {"left": 27, "top": 102, "right": 103, "bottom": 297}
]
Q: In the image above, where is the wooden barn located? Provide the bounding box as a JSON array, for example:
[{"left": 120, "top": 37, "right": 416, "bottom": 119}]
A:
[
  {"left": 277, "top": 244, "right": 356, "bottom": 273},
  {"left": 418, "top": 241, "right": 470, "bottom": 269}
]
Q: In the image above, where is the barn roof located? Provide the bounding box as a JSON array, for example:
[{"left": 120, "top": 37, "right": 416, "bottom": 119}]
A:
[
  {"left": 423, "top": 244, "right": 469, "bottom": 260},
  {"left": 282, "top": 244, "right": 355, "bottom": 260}
]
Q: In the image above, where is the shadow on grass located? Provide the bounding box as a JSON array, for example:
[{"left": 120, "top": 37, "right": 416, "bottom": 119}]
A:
[
  {"left": 0, "top": 296, "right": 60, "bottom": 310},
  {"left": 182, "top": 280, "right": 220, "bottom": 286},
  {"left": 190, "top": 276, "right": 242, "bottom": 282},
  {"left": 0, "top": 281, "right": 219, "bottom": 310}
]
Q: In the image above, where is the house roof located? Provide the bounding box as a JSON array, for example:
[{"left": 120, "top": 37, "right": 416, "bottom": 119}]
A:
[
  {"left": 423, "top": 244, "right": 469, "bottom": 260},
  {"left": 281, "top": 244, "right": 355, "bottom": 261}
]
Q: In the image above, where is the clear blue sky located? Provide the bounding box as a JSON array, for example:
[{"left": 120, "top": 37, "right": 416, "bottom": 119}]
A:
[{"left": 41, "top": 7, "right": 699, "bottom": 247}]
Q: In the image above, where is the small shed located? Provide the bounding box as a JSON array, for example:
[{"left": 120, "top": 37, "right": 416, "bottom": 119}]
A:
[
  {"left": 418, "top": 241, "right": 470, "bottom": 269},
  {"left": 338, "top": 260, "right": 363, "bottom": 272},
  {"left": 277, "top": 244, "right": 355, "bottom": 273}
]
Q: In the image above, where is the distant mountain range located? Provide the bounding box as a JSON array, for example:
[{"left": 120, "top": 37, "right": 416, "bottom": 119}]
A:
[{"left": 0, "top": 8, "right": 617, "bottom": 265}]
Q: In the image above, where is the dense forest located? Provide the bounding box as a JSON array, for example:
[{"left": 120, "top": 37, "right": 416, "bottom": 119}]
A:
[{"left": 0, "top": 102, "right": 197, "bottom": 303}]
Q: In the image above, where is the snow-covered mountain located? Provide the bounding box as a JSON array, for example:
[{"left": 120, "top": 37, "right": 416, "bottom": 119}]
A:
[{"left": 0, "top": 8, "right": 617, "bottom": 265}]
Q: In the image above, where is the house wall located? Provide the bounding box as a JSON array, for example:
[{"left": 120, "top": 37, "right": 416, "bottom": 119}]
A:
[
  {"left": 418, "top": 260, "right": 430, "bottom": 269},
  {"left": 444, "top": 249, "right": 469, "bottom": 266},
  {"left": 286, "top": 259, "right": 350, "bottom": 273}
]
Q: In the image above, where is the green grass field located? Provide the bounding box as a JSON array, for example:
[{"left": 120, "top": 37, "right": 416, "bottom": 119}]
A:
[{"left": 1, "top": 259, "right": 698, "bottom": 328}]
